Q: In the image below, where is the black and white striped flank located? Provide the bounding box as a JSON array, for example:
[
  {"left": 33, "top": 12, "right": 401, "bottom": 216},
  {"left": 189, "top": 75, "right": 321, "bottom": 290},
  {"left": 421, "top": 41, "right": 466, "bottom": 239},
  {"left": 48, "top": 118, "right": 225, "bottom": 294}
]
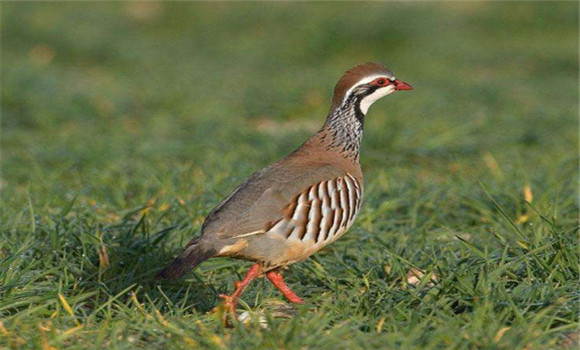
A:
[{"left": 267, "top": 173, "right": 363, "bottom": 245}]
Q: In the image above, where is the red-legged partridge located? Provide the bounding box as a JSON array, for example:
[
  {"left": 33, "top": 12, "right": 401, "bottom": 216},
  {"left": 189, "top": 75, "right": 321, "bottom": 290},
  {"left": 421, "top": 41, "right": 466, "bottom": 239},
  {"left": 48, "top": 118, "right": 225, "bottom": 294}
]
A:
[{"left": 157, "top": 62, "right": 413, "bottom": 318}]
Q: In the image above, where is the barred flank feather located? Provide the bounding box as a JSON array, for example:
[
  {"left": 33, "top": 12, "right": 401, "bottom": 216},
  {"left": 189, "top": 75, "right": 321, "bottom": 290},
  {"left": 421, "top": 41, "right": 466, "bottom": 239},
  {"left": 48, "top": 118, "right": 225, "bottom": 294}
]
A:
[
  {"left": 155, "top": 243, "right": 216, "bottom": 280},
  {"left": 264, "top": 174, "right": 362, "bottom": 246}
]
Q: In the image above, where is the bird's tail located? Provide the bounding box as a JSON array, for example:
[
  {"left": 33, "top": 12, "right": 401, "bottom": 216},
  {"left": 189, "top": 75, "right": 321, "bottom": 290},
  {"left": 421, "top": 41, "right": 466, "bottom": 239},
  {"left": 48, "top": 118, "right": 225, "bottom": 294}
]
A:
[{"left": 155, "top": 240, "right": 216, "bottom": 280}]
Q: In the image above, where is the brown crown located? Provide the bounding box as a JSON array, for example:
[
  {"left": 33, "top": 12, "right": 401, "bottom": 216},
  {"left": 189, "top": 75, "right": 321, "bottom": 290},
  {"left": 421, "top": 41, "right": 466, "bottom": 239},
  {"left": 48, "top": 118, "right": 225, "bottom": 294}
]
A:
[{"left": 331, "top": 62, "right": 395, "bottom": 110}]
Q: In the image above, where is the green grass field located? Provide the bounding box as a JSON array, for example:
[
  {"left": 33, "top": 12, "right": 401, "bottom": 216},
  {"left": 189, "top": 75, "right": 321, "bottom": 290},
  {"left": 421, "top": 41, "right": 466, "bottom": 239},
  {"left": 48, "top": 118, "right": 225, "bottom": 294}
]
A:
[{"left": 1, "top": 2, "right": 578, "bottom": 349}]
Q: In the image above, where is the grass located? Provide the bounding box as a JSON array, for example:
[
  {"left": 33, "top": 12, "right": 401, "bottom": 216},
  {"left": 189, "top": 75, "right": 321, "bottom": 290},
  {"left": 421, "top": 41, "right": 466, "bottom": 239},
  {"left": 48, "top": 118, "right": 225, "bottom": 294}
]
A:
[{"left": 1, "top": 2, "right": 578, "bottom": 349}]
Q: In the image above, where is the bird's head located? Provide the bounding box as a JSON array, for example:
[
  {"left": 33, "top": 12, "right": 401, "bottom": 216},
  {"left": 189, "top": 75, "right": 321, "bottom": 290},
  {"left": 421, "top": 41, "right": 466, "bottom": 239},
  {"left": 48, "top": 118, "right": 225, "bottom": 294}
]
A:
[{"left": 331, "top": 62, "right": 413, "bottom": 114}]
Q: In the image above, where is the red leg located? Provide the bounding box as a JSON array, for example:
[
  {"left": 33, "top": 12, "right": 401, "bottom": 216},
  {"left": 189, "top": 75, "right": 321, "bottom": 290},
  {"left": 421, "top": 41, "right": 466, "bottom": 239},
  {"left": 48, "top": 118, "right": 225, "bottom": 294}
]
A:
[
  {"left": 266, "top": 270, "right": 304, "bottom": 304},
  {"left": 219, "top": 263, "right": 261, "bottom": 322}
]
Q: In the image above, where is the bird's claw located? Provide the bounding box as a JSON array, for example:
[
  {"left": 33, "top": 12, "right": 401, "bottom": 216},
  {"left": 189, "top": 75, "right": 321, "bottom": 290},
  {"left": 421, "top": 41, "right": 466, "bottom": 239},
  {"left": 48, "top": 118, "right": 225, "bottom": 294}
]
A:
[{"left": 214, "top": 294, "right": 238, "bottom": 327}]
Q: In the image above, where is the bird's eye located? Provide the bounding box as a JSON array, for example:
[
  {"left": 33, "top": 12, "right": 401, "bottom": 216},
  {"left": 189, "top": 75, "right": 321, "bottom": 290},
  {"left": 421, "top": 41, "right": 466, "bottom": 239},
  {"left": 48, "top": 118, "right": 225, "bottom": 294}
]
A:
[{"left": 377, "top": 79, "right": 386, "bottom": 86}]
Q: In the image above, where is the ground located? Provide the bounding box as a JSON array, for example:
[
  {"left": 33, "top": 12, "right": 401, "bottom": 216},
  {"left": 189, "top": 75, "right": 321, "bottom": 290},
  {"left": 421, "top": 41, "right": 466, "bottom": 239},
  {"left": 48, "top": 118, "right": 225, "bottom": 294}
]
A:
[{"left": 1, "top": 2, "right": 578, "bottom": 349}]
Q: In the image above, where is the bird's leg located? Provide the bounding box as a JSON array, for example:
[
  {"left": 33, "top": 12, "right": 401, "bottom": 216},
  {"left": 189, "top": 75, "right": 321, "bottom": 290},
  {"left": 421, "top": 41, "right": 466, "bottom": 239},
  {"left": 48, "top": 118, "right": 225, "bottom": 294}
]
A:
[
  {"left": 219, "top": 263, "right": 261, "bottom": 323},
  {"left": 266, "top": 270, "right": 304, "bottom": 304}
]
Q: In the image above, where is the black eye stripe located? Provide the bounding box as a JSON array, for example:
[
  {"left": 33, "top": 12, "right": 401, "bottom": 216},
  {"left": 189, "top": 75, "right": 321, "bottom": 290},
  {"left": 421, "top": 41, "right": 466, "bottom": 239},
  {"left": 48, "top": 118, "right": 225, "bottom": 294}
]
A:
[{"left": 363, "top": 85, "right": 380, "bottom": 96}]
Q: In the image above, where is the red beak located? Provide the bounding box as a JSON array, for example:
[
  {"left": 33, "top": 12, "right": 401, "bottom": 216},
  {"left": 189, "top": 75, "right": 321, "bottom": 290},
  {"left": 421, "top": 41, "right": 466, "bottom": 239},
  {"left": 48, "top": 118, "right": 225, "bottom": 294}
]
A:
[{"left": 393, "top": 79, "right": 413, "bottom": 91}]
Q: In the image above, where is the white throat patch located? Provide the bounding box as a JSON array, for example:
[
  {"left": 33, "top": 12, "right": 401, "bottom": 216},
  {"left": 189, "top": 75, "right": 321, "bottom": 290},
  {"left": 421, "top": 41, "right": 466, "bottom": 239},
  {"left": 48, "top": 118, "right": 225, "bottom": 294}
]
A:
[{"left": 359, "top": 85, "right": 396, "bottom": 114}]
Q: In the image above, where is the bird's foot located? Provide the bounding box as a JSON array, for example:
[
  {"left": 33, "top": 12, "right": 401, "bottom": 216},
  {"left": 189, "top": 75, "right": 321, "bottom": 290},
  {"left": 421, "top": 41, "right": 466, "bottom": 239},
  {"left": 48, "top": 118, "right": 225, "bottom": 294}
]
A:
[
  {"left": 214, "top": 265, "right": 262, "bottom": 326},
  {"left": 216, "top": 293, "right": 238, "bottom": 327}
]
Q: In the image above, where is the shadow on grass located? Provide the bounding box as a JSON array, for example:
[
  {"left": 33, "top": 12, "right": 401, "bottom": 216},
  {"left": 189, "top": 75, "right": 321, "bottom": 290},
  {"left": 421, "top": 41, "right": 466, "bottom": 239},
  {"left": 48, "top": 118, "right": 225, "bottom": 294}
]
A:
[{"left": 77, "top": 209, "right": 221, "bottom": 315}]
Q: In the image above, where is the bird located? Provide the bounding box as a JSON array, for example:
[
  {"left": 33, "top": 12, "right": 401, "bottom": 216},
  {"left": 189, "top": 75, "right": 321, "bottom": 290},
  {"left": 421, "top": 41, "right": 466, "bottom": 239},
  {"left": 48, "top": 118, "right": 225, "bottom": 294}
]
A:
[{"left": 156, "top": 62, "right": 413, "bottom": 319}]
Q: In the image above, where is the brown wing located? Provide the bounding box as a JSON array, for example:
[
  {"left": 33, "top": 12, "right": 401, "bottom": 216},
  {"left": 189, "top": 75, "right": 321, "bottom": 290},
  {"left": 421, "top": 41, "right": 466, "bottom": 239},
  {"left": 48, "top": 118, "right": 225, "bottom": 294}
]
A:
[{"left": 200, "top": 161, "right": 349, "bottom": 242}]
